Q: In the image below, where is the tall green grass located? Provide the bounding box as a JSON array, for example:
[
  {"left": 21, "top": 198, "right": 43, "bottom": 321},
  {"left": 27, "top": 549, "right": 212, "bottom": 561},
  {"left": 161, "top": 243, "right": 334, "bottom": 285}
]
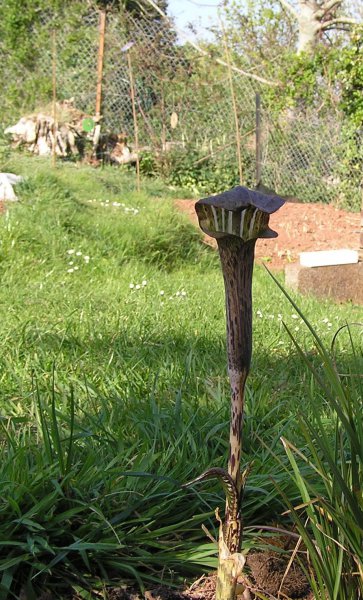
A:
[
  {"left": 0, "top": 155, "right": 361, "bottom": 597},
  {"left": 270, "top": 274, "right": 363, "bottom": 600}
]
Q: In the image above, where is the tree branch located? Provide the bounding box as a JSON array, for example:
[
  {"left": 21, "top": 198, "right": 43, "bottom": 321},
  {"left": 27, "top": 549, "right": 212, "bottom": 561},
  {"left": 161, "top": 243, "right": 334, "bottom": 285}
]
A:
[
  {"left": 276, "top": 0, "right": 299, "bottom": 20},
  {"left": 320, "top": 16, "right": 359, "bottom": 30},
  {"left": 322, "top": 0, "right": 342, "bottom": 11},
  {"left": 315, "top": 0, "right": 342, "bottom": 19},
  {"left": 144, "top": 0, "right": 280, "bottom": 86}
]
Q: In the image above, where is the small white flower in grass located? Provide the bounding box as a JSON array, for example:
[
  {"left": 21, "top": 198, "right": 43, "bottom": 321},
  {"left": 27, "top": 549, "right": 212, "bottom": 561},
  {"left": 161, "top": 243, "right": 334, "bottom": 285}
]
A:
[
  {"left": 291, "top": 314, "right": 298, "bottom": 319},
  {"left": 84, "top": 256, "right": 90, "bottom": 263},
  {"left": 67, "top": 268, "right": 74, "bottom": 273},
  {"left": 74, "top": 266, "right": 79, "bottom": 271},
  {"left": 176, "top": 291, "right": 181, "bottom": 296},
  {"left": 294, "top": 326, "right": 299, "bottom": 332},
  {"left": 129, "top": 283, "right": 135, "bottom": 289},
  {"left": 135, "top": 284, "right": 141, "bottom": 290},
  {"left": 256, "top": 310, "right": 263, "bottom": 318},
  {"left": 181, "top": 291, "right": 187, "bottom": 297},
  {"left": 277, "top": 314, "right": 283, "bottom": 320},
  {"left": 322, "top": 318, "right": 329, "bottom": 323},
  {"left": 76, "top": 251, "right": 82, "bottom": 256},
  {"left": 159, "top": 290, "right": 165, "bottom": 296},
  {"left": 67, "top": 249, "right": 75, "bottom": 255},
  {"left": 327, "top": 322, "right": 332, "bottom": 327},
  {"left": 142, "top": 280, "right": 147, "bottom": 286},
  {"left": 68, "top": 261, "right": 74, "bottom": 266}
]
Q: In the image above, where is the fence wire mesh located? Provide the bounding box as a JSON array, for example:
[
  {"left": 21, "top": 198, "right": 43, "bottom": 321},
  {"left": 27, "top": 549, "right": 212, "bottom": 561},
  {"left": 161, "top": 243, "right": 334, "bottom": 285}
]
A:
[{"left": 0, "top": 6, "right": 361, "bottom": 209}]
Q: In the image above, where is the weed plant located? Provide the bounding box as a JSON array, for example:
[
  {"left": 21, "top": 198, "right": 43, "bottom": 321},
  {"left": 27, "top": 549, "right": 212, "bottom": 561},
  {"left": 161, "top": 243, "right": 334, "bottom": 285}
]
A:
[{"left": 0, "top": 155, "right": 361, "bottom": 598}]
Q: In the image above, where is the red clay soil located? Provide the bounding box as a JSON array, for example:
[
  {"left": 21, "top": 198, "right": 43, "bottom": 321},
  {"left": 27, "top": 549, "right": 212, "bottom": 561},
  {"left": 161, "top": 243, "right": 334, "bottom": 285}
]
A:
[
  {"left": 1, "top": 199, "right": 359, "bottom": 271},
  {"left": 175, "top": 198, "right": 360, "bottom": 271}
]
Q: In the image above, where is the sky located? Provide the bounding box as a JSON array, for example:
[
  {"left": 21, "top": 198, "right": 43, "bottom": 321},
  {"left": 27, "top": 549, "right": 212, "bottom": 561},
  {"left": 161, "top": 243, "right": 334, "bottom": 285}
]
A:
[{"left": 167, "top": 0, "right": 222, "bottom": 40}]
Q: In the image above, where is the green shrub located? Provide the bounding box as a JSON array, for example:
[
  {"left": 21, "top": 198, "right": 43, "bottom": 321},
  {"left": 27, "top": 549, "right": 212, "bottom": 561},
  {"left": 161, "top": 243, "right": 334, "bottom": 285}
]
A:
[{"left": 140, "top": 146, "right": 256, "bottom": 196}]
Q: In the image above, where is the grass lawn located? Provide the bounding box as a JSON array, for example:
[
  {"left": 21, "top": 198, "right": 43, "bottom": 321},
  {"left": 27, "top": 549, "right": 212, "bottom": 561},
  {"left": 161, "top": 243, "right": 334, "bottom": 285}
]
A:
[{"left": 0, "top": 155, "right": 362, "bottom": 598}]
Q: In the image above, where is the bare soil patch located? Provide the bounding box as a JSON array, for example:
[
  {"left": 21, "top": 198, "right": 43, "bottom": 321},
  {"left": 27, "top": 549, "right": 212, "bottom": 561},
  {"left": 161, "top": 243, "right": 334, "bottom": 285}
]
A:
[{"left": 176, "top": 198, "right": 360, "bottom": 271}]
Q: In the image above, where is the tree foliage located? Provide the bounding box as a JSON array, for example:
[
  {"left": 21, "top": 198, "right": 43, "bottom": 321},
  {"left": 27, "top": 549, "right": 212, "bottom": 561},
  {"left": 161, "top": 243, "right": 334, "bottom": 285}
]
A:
[
  {"left": 97, "top": 0, "right": 168, "bottom": 19},
  {"left": 0, "top": 0, "right": 168, "bottom": 68},
  {"left": 337, "top": 26, "right": 363, "bottom": 126},
  {"left": 221, "top": 0, "right": 362, "bottom": 124},
  {"left": 276, "top": 0, "right": 360, "bottom": 54}
]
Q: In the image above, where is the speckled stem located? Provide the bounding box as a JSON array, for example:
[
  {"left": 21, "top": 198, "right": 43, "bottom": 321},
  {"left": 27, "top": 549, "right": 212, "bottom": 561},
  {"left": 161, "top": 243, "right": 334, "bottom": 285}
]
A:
[
  {"left": 194, "top": 186, "right": 283, "bottom": 600},
  {"left": 217, "top": 236, "right": 255, "bottom": 553}
]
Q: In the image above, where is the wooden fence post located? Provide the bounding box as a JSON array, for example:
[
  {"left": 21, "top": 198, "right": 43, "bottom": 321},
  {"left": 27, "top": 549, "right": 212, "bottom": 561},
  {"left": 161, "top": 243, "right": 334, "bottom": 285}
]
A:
[{"left": 93, "top": 9, "right": 106, "bottom": 155}]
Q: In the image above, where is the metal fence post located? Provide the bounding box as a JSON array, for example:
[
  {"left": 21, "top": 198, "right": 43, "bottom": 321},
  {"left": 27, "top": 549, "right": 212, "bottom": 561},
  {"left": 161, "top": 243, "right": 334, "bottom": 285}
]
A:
[{"left": 255, "top": 93, "right": 262, "bottom": 186}]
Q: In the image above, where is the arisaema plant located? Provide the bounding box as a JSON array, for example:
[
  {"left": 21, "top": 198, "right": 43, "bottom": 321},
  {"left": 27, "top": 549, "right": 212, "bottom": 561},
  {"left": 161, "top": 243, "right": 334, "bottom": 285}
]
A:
[{"left": 184, "top": 186, "right": 284, "bottom": 600}]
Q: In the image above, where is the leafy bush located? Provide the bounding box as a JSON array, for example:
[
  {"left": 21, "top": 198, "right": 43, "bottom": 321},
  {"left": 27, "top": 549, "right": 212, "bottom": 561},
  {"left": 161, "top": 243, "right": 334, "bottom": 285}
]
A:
[{"left": 141, "top": 146, "right": 256, "bottom": 196}]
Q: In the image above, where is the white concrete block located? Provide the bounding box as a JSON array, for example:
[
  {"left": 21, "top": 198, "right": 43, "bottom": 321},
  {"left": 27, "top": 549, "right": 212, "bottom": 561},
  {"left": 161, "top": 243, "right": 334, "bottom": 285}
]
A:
[{"left": 299, "top": 249, "right": 359, "bottom": 268}]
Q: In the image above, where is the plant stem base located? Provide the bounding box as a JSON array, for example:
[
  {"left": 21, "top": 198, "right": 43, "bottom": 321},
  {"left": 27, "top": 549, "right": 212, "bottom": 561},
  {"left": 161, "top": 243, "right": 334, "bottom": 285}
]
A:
[{"left": 215, "top": 510, "right": 246, "bottom": 600}]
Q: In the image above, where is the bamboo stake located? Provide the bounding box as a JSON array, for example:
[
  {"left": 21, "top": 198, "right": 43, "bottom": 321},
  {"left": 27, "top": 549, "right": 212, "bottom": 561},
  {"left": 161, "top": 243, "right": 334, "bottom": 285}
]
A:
[
  {"left": 127, "top": 50, "right": 141, "bottom": 193},
  {"left": 95, "top": 9, "right": 106, "bottom": 119},
  {"left": 221, "top": 21, "right": 243, "bottom": 186},
  {"left": 255, "top": 93, "right": 262, "bottom": 186},
  {"left": 161, "top": 86, "right": 166, "bottom": 152},
  {"left": 51, "top": 29, "right": 57, "bottom": 168},
  {"left": 193, "top": 185, "right": 285, "bottom": 599}
]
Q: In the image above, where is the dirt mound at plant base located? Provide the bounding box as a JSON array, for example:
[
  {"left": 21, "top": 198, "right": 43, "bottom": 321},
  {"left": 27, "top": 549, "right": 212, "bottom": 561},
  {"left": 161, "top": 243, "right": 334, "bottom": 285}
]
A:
[
  {"left": 106, "top": 561, "right": 312, "bottom": 599},
  {"left": 175, "top": 198, "right": 360, "bottom": 271},
  {"left": 106, "top": 550, "right": 313, "bottom": 599},
  {"left": 247, "top": 552, "right": 311, "bottom": 598}
]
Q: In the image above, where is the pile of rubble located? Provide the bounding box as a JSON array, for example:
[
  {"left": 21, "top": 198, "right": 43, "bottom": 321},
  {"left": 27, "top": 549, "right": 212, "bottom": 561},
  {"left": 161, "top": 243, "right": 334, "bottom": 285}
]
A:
[{"left": 4, "top": 99, "right": 136, "bottom": 165}]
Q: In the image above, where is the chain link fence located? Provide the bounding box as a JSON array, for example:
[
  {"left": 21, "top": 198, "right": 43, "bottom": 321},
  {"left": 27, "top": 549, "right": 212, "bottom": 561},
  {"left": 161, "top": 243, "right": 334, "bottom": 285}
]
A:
[{"left": 0, "top": 5, "right": 361, "bottom": 209}]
